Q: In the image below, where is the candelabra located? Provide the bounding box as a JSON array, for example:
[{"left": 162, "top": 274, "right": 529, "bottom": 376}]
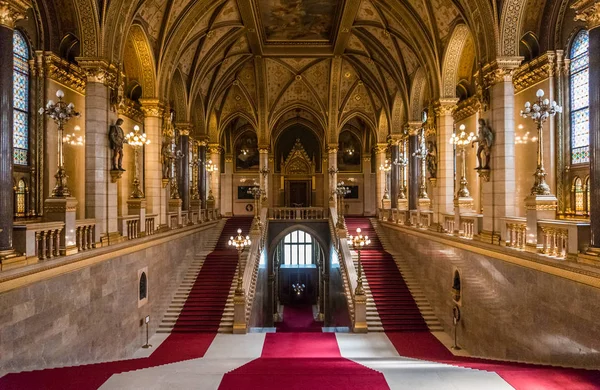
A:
[
  {"left": 520, "top": 89, "right": 562, "bottom": 195},
  {"left": 125, "top": 125, "right": 151, "bottom": 198},
  {"left": 247, "top": 184, "right": 264, "bottom": 230},
  {"left": 39, "top": 90, "right": 80, "bottom": 197},
  {"left": 205, "top": 159, "right": 218, "bottom": 201},
  {"left": 449, "top": 124, "right": 477, "bottom": 198},
  {"left": 347, "top": 227, "right": 371, "bottom": 296},
  {"left": 228, "top": 228, "right": 251, "bottom": 296},
  {"left": 335, "top": 181, "right": 351, "bottom": 229},
  {"left": 379, "top": 159, "right": 392, "bottom": 200},
  {"left": 412, "top": 127, "right": 429, "bottom": 199},
  {"left": 393, "top": 137, "right": 409, "bottom": 200}
]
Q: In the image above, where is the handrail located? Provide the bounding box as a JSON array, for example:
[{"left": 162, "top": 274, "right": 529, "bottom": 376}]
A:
[
  {"left": 329, "top": 207, "right": 356, "bottom": 321},
  {"left": 242, "top": 207, "right": 269, "bottom": 324},
  {"left": 269, "top": 207, "right": 328, "bottom": 220}
]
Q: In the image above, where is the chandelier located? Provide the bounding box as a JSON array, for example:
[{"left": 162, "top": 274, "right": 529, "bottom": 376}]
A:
[{"left": 125, "top": 125, "right": 151, "bottom": 198}]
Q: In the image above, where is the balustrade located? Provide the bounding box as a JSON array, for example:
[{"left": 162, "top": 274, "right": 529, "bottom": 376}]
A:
[
  {"left": 75, "top": 219, "right": 96, "bottom": 251},
  {"left": 14, "top": 221, "right": 65, "bottom": 260},
  {"left": 145, "top": 215, "right": 157, "bottom": 235},
  {"left": 504, "top": 219, "right": 527, "bottom": 249},
  {"left": 443, "top": 213, "right": 455, "bottom": 234},
  {"left": 269, "top": 207, "right": 328, "bottom": 220}
]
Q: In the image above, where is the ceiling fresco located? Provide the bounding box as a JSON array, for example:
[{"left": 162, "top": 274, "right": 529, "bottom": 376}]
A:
[{"left": 256, "top": 0, "right": 339, "bottom": 42}]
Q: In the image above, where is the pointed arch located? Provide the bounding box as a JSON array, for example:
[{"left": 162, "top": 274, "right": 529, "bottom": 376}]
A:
[
  {"left": 128, "top": 24, "right": 157, "bottom": 99},
  {"left": 441, "top": 24, "right": 471, "bottom": 99},
  {"left": 409, "top": 68, "right": 427, "bottom": 121}
]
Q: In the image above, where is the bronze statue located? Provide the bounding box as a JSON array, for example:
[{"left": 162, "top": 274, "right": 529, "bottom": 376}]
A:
[
  {"left": 161, "top": 135, "right": 173, "bottom": 180},
  {"left": 472, "top": 118, "right": 494, "bottom": 169},
  {"left": 109, "top": 118, "right": 126, "bottom": 171},
  {"left": 426, "top": 141, "right": 437, "bottom": 178}
]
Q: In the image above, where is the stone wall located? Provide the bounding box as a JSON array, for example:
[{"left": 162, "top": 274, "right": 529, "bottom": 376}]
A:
[
  {"left": 0, "top": 224, "right": 217, "bottom": 375},
  {"left": 382, "top": 224, "right": 600, "bottom": 368}
]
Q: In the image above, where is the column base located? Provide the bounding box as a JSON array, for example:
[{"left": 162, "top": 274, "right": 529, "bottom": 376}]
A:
[
  {"left": 453, "top": 197, "right": 474, "bottom": 214},
  {"left": 475, "top": 230, "right": 501, "bottom": 245},
  {"left": 525, "top": 195, "right": 557, "bottom": 248},
  {"left": 353, "top": 293, "right": 368, "bottom": 333},
  {"left": 100, "top": 231, "right": 125, "bottom": 247},
  {"left": 44, "top": 197, "right": 79, "bottom": 254}
]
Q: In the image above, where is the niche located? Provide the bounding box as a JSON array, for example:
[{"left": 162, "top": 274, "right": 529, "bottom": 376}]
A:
[
  {"left": 451, "top": 269, "right": 462, "bottom": 305},
  {"left": 138, "top": 267, "right": 148, "bottom": 307}
]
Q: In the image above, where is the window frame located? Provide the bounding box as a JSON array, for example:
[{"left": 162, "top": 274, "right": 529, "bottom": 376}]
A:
[
  {"left": 13, "top": 30, "right": 30, "bottom": 167},
  {"left": 569, "top": 30, "right": 590, "bottom": 166},
  {"left": 282, "top": 230, "right": 314, "bottom": 266}
]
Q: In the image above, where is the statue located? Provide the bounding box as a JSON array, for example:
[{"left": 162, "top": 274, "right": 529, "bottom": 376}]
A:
[
  {"left": 472, "top": 118, "right": 494, "bottom": 169},
  {"left": 426, "top": 141, "right": 437, "bottom": 178},
  {"left": 109, "top": 118, "right": 126, "bottom": 171},
  {"left": 161, "top": 135, "right": 173, "bottom": 180}
]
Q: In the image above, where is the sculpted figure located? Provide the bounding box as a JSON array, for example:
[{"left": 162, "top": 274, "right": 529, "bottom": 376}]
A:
[
  {"left": 161, "top": 135, "right": 173, "bottom": 179},
  {"left": 472, "top": 119, "right": 494, "bottom": 169},
  {"left": 109, "top": 118, "right": 126, "bottom": 171},
  {"left": 426, "top": 141, "right": 437, "bottom": 178}
]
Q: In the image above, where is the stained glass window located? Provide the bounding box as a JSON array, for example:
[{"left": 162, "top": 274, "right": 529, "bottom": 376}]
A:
[
  {"left": 570, "top": 30, "right": 589, "bottom": 164},
  {"left": 574, "top": 177, "right": 584, "bottom": 213},
  {"left": 13, "top": 30, "right": 29, "bottom": 166}
]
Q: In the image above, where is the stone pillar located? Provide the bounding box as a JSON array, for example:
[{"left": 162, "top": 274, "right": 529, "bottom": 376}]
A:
[
  {"left": 327, "top": 145, "right": 338, "bottom": 208},
  {"left": 375, "top": 144, "right": 389, "bottom": 210},
  {"left": 0, "top": 2, "right": 28, "bottom": 265},
  {"left": 363, "top": 156, "right": 374, "bottom": 215},
  {"left": 207, "top": 144, "right": 221, "bottom": 210},
  {"left": 80, "top": 60, "right": 119, "bottom": 244},
  {"left": 176, "top": 124, "right": 192, "bottom": 211},
  {"left": 390, "top": 138, "right": 399, "bottom": 208},
  {"left": 572, "top": 1, "right": 600, "bottom": 261},
  {"left": 139, "top": 99, "right": 165, "bottom": 226},
  {"left": 199, "top": 140, "right": 207, "bottom": 209},
  {"left": 222, "top": 155, "right": 233, "bottom": 216},
  {"left": 479, "top": 58, "right": 522, "bottom": 244},
  {"left": 407, "top": 124, "right": 421, "bottom": 210},
  {"left": 435, "top": 100, "right": 458, "bottom": 224},
  {"left": 259, "top": 147, "right": 269, "bottom": 206}
]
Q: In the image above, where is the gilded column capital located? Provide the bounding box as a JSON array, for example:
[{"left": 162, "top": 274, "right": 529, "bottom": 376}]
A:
[
  {"left": 482, "top": 57, "right": 523, "bottom": 87},
  {"left": 453, "top": 96, "right": 482, "bottom": 122},
  {"left": 139, "top": 99, "right": 166, "bottom": 118},
  {"left": 78, "top": 58, "right": 118, "bottom": 88},
  {"left": 406, "top": 121, "right": 422, "bottom": 136},
  {"left": 42, "top": 53, "right": 86, "bottom": 94},
  {"left": 0, "top": 0, "right": 30, "bottom": 29},
  {"left": 327, "top": 145, "right": 338, "bottom": 154},
  {"left": 259, "top": 147, "right": 270, "bottom": 154},
  {"left": 208, "top": 144, "right": 222, "bottom": 155},
  {"left": 573, "top": 0, "right": 600, "bottom": 30},
  {"left": 433, "top": 98, "right": 459, "bottom": 117},
  {"left": 374, "top": 143, "right": 388, "bottom": 154},
  {"left": 175, "top": 122, "right": 193, "bottom": 136}
]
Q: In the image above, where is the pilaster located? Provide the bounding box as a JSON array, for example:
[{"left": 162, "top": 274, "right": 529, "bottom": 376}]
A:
[
  {"left": 139, "top": 99, "right": 165, "bottom": 226},
  {"left": 434, "top": 99, "right": 459, "bottom": 224}
]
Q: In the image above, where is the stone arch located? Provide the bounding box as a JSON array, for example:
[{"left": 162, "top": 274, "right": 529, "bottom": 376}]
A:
[
  {"left": 72, "top": 0, "right": 100, "bottom": 57},
  {"left": 441, "top": 24, "right": 471, "bottom": 99},
  {"left": 170, "top": 70, "right": 188, "bottom": 122},
  {"left": 338, "top": 112, "right": 378, "bottom": 145},
  {"left": 268, "top": 224, "right": 328, "bottom": 256},
  {"left": 409, "top": 68, "right": 427, "bottom": 121},
  {"left": 391, "top": 94, "right": 407, "bottom": 134},
  {"left": 128, "top": 24, "right": 157, "bottom": 99},
  {"left": 499, "top": 0, "right": 529, "bottom": 57}
]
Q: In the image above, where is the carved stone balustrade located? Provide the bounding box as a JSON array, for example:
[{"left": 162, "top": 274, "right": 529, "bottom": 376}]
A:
[
  {"left": 14, "top": 221, "right": 65, "bottom": 260},
  {"left": 442, "top": 212, "right": 455, "bottom": 234},
  {"left": 459, "top": 214, "right": 483, "bottom": 240},
  {"left": 167, "top": 212, "right": 179, "bottom": 229},
  {"left": 118, "top": 216, "right": 140, "bottom": 240},
  {"left": 145, "top": 214, "right": 157, "bottom": 235},
  {"left": 269, "top": 207, "right": 328, "bottom": 220},
  {"left": 75, "top": 219, "right": 97, "bottom": 251},
  {"left": 538, "top": 220, "right": 590, "bottom": 260},
  {"left": 503, "top": 217, "right": 527, "bottom": 249}
]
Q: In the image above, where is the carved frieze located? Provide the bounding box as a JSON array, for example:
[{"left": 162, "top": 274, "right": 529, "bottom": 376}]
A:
[
  {"left": 453, "top": 96, "right": 481, "bottom": 122},
  {"left": 0, "top": 0, "right": 30, "bottom": 28},
  {"left": 572, "top": 0, "right": 600, "bottom": 29},
  {"left": 78, "top": 58, "right": 118, "bottom": 89},
  {"left": 43, "top": 53, "right": 86, "bottom": 94},
  {"left": 512, "top": 52, "right": 557, "bottom": 93},
  {"left": 118, "top": 98, "right": 144, "bottom": 123}
]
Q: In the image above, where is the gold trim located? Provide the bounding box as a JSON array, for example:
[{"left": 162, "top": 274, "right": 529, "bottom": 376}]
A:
[{"left": 513, "top": 52, "right": 556, "bottom": 93}]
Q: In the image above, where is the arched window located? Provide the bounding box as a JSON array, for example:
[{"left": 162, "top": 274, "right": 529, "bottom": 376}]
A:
[
  {"left": 574, "top": 177, "right": 584, "bottom": 213},
  {"left": 139, "top": 272, "right": 147, "bottom": 301},
  {"left": 585, "top": 176, "right": 590, "bottom": 214},
  {"left": 15, "top": 179, "right": 26, "bottom": 217},
  {"left": 13, "top": 30, "right": 30, "bottom": 166},
  {"left": 570, "top": 30, "right": 589, "bottom": 165},
  {"left": 283, "top": 230, "right": 314, "bottom": 266}
]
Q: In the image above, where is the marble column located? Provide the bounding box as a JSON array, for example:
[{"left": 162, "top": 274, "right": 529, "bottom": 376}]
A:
[
  {"left": 407, "top": 124, "right": 421, "bottom": 210},
  {"left": 199, "top": 140, "right": 207, "bottom": 208},
  {"left": 176, "top": 124, "right": 191, "bottom": 211},
  {"left": 208, "top": 144, "right": 221, "bottom": 210},
  {"left": 80, "top": 61, "right": 118, "bottom": 244},
  {"left": 139, "top": 99, "right": 165, "bottom": 226},
  {"left": 390, "top": 138, "right": 399, "bottom": 208},
  {"left": 435, "top": 100, "right": 458, "bottom": 224},
  {"left": 375, "top": 144, "right": 388, "bottom": 210},
  {"left": 480, "top": 58, "right": 521, "bottom": 243},
  {"left": 0, "top": 3, "right": 28, "bottom": 263},
  {"left": 572, "top": 1, "right": 600, "bottom": 254},
  {"left": 327, "top": 146, "right": 338, "bottom": 209}
]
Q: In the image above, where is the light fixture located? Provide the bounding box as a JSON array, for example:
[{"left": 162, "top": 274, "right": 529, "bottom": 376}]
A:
[
  {"left": 347, "top": 227, "right": 371, "bottom": 296},
  {"left": 125, "top": 125, "right": 151, "bottom": 198},
  {"left": 379, "top": 159, "right": 391, "bottom": 200},
  {"left": 228, "top": 228, "right": 251, "bottom": 296},
  {"left": 449, "top": 124, "right": 477, "bottom": 198}
]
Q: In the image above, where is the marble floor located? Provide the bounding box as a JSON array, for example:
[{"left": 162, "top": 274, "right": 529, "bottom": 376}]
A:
[{"left": 100, "top": 332, "right": 513, "bottom": 390}]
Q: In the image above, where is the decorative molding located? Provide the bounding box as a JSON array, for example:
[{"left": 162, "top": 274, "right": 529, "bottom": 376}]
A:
[
  {"left": 0, "top": 0, "right": 30, "bottom": 28},
  {"left": 512, "top": 52, "right": 557, "bottom": 93},
  {"left": 139, "top": 99, "right": 166, "bottom": 118},
  {"left": 407, "top": 121, "right": 422, "bottom": 136},
  {"left": 453, "top": 96, "right": 481, "bottom": 122},
  {"left": 572, "top": 0, "right": 600, "bottom": 30},
  {"left": 482, "top": 57, "right": 524, "bottom": 88},
  {"left": 442, "top": 25, "right": 469, "bottom": 98},
  {"left": 118, "top": 98, "right": 144, "bottom": 123},
  {"left": 78, "top": 58, "right": 118, "bottom": 89},
  {"left": 43, "top": 53, "right": 86, "bottom": 94}
]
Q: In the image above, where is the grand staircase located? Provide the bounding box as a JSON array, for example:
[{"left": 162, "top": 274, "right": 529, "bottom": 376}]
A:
[
  {"left": 345, "top": 217, "right": 442, "bottom": 332},
  {"left": 158, "top": 217, "right": 253, "bottom": 334}
]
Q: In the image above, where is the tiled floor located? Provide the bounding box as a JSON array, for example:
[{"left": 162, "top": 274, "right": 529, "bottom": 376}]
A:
[{"left": 100, "top": 332, "right": 512, "bottom": 390}]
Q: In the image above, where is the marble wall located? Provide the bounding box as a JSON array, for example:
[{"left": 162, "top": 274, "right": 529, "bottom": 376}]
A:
[
  {"left": 0, "top": 225, "right": 216, "bottom": 375},
  {"left": 383, "top": 224, "right": 600, "bottom": 368}
]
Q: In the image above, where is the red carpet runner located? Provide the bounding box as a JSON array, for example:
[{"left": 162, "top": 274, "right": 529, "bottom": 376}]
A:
[
  {"left": 345, "top": 217, "right": 428, "bottom": 331},
  {"left": 276, "top": 305, "right": 323, "bottom": 332},
  {"left": 171, "top": 217, "right": 252, "bottom": 333},
  {"left": 218, "top": 333, "right": 389, "bottom": 390},
  {"left": 0, "top": 218, "right": 252, "bottom": 390}
]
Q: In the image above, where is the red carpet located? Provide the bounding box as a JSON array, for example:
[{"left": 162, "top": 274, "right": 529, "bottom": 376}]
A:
[
  {"left": 218, "top": 333, "right": 390, "bottom": 390},
  {"left": 345, "top": 218, "right": 428, "bottom": 332},
  {"left": 0, "top": 218, "right": 252, "bottom": 389},
  {"left": 276, "top": 305, "right": 323, "bottom": 332}
]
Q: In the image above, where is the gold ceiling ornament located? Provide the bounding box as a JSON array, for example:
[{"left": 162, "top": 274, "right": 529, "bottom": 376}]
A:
[
  {"left": 572, "top": 0, "right": 600, "bottom": 29},
  {"left": 0, "top": 0, "right": 30, "bottom": 28}
]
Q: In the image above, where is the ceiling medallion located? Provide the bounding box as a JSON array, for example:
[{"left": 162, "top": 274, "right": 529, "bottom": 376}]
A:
[
  {"left": 344, "top": 72, "right": 352, "bottom": 78},
  {"left": 295, "top": 75, "right": 302, "bottom": 81},
  {"left": 355, "top": 95, "right": 361, "bottom": 101}
]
